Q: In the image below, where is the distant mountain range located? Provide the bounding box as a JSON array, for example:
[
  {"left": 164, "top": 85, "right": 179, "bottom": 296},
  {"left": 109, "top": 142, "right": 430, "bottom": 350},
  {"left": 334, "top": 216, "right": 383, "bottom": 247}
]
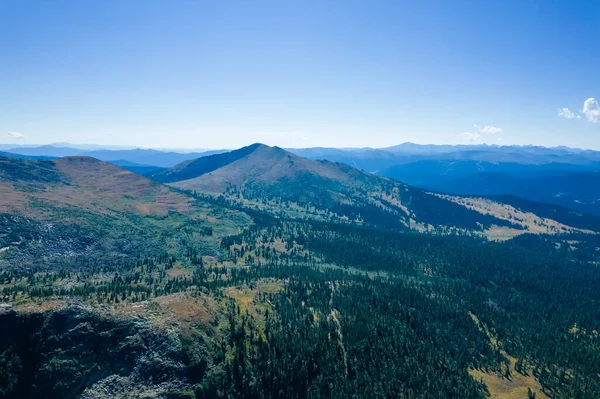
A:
[
  {"left": 290, "top": 144, "right": 600, "bottom": 172},
  {"left": 4, "top": 143, "right": 600, "bottom": 214},
  {"left": 5, "top": 142, "right": 600, "bottom": 160},
  {"left": 5, "top": 143, "right": 600, "bottom": 170},
  {"left": 290, "top": 145, "right": 600, "bottom": 215},
  {"left": 0, "top": 151, "right": 56, "bottom": 160},
  {"left": 3, "top": 145, "right": 227, "bottom": 167},
  {"left": 6, "top": 143, "right": 599, "bottom": 265}
]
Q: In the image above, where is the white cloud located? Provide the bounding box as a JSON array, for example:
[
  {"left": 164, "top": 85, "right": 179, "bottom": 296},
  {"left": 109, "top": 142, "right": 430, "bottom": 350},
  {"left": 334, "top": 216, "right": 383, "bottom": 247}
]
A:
[
  {"left": 557, "top": 108, "right": 576, "bottom": 119},
  {"left": 6, "top": 131, "right": 27, "bottom": 139},
  {"left": 474, "top": 125, "right": 503, "bottom": 134},
  {"left": 461, "top": 132, "right": 480, "bottom": 142},
  {"left": 582, "top": 98, "right": 600, "bottom": 123}
]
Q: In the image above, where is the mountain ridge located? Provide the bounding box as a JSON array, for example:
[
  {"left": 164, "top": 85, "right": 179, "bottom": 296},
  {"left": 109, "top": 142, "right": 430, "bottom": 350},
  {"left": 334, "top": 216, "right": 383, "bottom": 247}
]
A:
[
  {"left": 151, "top": 143, "right": 265, "bottom": 183},
  {"left": 5, "top": 142, "right": 600, "bottom": 217},
  {"left": 4, "top": 146, "right": 227, "bottom": 167},
  {"left": 154, "top": 144, "right": 599, "bottom": 239}
]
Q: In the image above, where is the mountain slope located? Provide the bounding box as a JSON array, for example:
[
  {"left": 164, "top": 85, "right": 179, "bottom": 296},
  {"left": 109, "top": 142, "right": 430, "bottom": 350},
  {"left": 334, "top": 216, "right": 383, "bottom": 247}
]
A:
[
  {"left": 166, "top": 144, "right": 597, "bottom": 238},
  {"left": 172, "top": 144, "right": 373, "bottom": 192},
  {"left": 434, "top": 171, "right": 600, "bottom": 215},
  {"left": 288, "top": 147, "right": 401, "bottom": 172},
  {"left": 151, "top": 143, "right": 263, "bottom": 183},
  {"left": 376, "top": 160, "right": 600, "bottom": 215},
  {"left": 108, "top": 159, "right": 166, "bottom": 176},
  {"left": 0, "top": 156, "right": 247, "bottom": 269},
  {"left": 0, "top": 156, "right": 191, "bottom": 216}
]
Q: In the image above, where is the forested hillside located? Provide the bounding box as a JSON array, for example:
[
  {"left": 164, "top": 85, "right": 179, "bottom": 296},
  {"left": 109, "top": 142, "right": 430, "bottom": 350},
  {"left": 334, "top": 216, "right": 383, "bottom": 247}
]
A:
[
  {"left": 162, "top": 144, "right": 599, "bottom": 240},
  {"left": 1, "top": 154, "right": 599, "bottom": 398}
]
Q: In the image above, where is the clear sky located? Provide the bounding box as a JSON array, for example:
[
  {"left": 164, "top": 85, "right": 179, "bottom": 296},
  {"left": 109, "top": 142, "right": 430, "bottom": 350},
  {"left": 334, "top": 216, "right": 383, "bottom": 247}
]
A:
[{"left": 1, "top": 0, "right": 599, "bottom": 149}]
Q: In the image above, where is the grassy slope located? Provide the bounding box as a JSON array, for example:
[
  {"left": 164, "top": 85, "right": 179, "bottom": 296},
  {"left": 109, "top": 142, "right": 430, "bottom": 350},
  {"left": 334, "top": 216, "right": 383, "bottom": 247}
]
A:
[
  {"left": 0, "top": 156, "right": 192, "bottom": 216},
  {"left": 169, "top": 145, "right": 596, "bottom": 238},
  {"left": 171, "top": 144, "right": 372, "bottom": 192},
  {"left": 0, "top": 156, "right": 250, "bottom": 268},
  {"left": 435, "top": 193, "right": 596, "bottom": 239},
  {"left": 150, "top": 143, "right": 263, "bottom": 183}
]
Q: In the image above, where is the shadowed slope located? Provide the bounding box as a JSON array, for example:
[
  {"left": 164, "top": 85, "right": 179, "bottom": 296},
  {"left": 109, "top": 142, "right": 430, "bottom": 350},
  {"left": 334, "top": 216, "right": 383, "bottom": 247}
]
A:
[
  {"left": 172, "top": 144, "right": 373, "bottom": 194},
  {"left": 165, "top": 144, "right": 598, "bottom": 237},
  {"left": 151, "top": 143, "right": 264, "bottom": 183}
]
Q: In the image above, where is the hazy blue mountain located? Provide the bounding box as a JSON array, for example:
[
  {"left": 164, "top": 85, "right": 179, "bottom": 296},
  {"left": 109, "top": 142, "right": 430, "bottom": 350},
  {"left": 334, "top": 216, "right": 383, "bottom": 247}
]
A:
[
  {"left": 4, "top": 145, "right": 228, "bottom": 167},
  {"left": 49, "top": 142, "right": 140, "bottom": 150},
  {"left": 377, "top": 160, "right": 598, "bottom": 185},
  {"left": 375, "top": 158, "right": 600, "bottom": 214},
  {"left": 289, "top": 144, "right": 600, "bottom": 173},
  {"left": 6, "top": 145, "right": 85, "bottom": 157},
  {"left": 381, "top": 142, "right": 471, "bottom": 154},
  {"left": 0, "top": 151, "right": 57, "bottom": 160},
  {"left": 434, "top": 171, "right": 600, "bottom": 215},
  {"left": 288, "top": 147, "right": 405, "bottom": 172},
  {"left": 7, "top": 142, "right": 600, "bottom": 171},
  {"left": 107, "top": 159, "right": 166, "bottom": 176},
  {"left": 79, "top": 149, "right": 205, "bottom": 167}
]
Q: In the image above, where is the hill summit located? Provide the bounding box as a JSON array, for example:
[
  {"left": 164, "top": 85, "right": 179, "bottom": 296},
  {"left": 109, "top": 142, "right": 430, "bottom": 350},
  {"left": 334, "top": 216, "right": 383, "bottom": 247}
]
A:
[
  {"left": 153, "top": 144, "right": 599, "bottom": 239},
  {"left": 165, "top": 143, "right": 372, "bottom": 193}
]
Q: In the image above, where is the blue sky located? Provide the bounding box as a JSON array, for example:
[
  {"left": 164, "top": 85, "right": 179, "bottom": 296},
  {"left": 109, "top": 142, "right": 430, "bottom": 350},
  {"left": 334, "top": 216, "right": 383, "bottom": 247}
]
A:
[{"left": 1, "top": 0, "right": 599, "bottom": 149}]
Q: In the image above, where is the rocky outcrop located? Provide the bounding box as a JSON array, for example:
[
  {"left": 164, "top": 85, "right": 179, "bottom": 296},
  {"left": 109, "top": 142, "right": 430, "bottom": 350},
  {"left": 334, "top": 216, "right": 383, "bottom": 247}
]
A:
[{"left": 0, "top": 306, "right": 197, "bottom": 399}]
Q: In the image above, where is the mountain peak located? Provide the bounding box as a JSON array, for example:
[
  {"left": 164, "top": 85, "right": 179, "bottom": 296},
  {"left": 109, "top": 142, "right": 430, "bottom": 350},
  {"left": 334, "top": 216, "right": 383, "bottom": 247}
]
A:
[
  {"left": 244, "top": 143, "right": 289, "bottom": 156},
  {"left": 150, "top": 143, "right": 272, "bottom": 183}
]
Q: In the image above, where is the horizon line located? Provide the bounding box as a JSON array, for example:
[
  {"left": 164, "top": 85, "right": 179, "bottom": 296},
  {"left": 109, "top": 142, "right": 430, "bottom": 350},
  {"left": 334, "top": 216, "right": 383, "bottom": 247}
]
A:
[{"left": 0, "top": 141, "right": 596, "bottom": 153}]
